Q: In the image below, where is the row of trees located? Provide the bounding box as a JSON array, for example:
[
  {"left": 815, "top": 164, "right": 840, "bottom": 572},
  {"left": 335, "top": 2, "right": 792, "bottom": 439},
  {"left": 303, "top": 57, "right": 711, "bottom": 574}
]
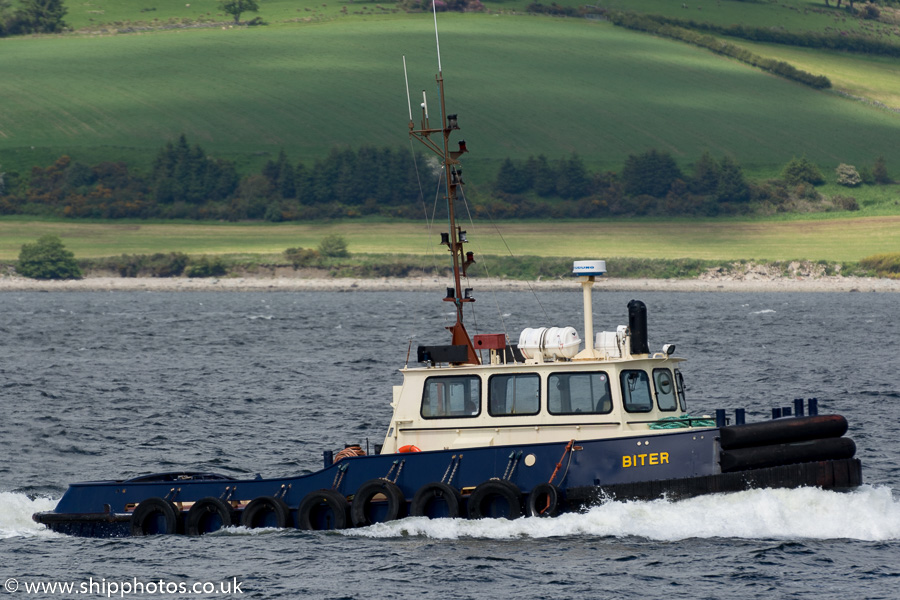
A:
[
  {"left": 630, "top": 10, "right": 900, "bottom": 59},
  {"left": 608, "top": 12, "right": 831, "bottom": 89},
  {"left": 495, "top": 151, "right": 750, "bottom": 202},
  {"left": 0, "top": 135, "right": 891, "bottom": 221},
  {"left": 0, "top": 136, "right": 426, "bottom": 220},
  {"left": 486, "top": 150, "right": 751, "bottom": 218},
  {"left": 398, "top": 0, "right": 486, "bottom": 13},
  {"left": 482, "top": 151, "right": 890, "bottom": 218}
]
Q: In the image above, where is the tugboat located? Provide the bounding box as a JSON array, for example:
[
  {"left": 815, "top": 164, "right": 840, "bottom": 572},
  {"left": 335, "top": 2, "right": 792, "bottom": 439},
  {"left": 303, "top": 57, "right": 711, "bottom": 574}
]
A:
[{"left": 33, "top": 16, "right": 861, "bottom": 538}]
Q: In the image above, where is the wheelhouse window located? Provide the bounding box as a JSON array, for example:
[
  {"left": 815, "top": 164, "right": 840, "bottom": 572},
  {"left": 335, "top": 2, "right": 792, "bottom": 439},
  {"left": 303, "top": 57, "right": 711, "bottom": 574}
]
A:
[
  {"left": 675, "top": 369, "right": 687, "bottom": 412},
  {"left": 620, "top": 370, "right": 653, "bottom": 413},
  {"left": 489, "top": 373, "right": 540, "bottom": 416},
  {"left": 421, "top": 375, "right": 481, "bottom": 419},
  {"left": 653, "top": 368, "right": 678, "bottom": 412},
  {"left": 549, "top": 371, "right": 612, "bottom": 415}
]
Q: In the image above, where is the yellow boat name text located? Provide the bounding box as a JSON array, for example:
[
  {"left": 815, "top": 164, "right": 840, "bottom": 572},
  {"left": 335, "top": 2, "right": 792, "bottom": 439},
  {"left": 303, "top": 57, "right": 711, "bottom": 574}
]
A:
[{"left": 622, "top": 452, "right": 669, "bottom": 468}]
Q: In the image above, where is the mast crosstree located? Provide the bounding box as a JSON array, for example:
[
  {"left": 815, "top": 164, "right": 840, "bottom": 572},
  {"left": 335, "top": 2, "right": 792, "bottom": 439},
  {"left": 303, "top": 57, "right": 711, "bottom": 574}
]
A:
[{"left": 405, "top": 36, "right": 479, "bottom": 365}]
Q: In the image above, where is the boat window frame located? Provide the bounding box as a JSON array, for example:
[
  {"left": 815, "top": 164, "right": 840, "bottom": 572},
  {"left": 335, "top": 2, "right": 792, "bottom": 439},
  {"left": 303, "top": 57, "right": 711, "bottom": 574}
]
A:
[
  {"left": 620, "top": 369, "right": 654, "bottom": 413},
  {"left": 653, "top": 368, "right": 678, "bottom": 412},
  {"left": 675, "top": 369, "right": 687, "bottom": 412},
  {"left": 547, "top": 370, "right": 613, "bottom": 415},
  {"left": 487, "top": 372, "right": 541, "bottom": 417},
  {"left": 420, "top": 375, "right": 482, "bottom": 420}
]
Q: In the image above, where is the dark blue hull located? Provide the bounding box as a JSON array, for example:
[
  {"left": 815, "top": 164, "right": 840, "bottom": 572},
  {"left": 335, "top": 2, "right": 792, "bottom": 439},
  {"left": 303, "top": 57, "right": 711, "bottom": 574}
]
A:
[{"left": 33, "top": 421, "right": 862, "bottom": 537}]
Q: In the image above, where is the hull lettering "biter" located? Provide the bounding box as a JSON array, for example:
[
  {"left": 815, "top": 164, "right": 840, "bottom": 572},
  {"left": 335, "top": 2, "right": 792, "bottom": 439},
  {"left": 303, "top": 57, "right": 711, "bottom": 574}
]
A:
[{"left": 622, "top": 452, "right": 669, "bottom": 468}]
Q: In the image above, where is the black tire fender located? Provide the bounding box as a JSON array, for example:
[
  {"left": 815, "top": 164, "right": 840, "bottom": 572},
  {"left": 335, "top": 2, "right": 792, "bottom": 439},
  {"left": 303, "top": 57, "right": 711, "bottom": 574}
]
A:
[
  {"left": 130, "top": 497, "right": 181, "bottom": 536},
  {"left": 526, "top": 482, "right": 561, "bottom": 518},
  {"left": 350, "top": 479, "right": 407, "bottom": 527},
  {"left": 186, "top": 496, "right": 235, "bottom": 536},
  {"left": 410, "top": 482, "right": 463, "bottom": 519},
  {"left": 240, "top": 496, "right": 291, "bottom": 529},
  {"left": 467, "top": 480, "right": 523, "bottom": 520},
  {"left": 296, "top": 489, "right": 349, "bottom": 531}
]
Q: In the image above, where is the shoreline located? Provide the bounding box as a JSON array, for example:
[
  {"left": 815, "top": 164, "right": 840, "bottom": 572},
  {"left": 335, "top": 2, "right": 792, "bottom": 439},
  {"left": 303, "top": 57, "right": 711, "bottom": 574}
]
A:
[{"left": 1, "top": 274, "right": 898, "bottom": 293}]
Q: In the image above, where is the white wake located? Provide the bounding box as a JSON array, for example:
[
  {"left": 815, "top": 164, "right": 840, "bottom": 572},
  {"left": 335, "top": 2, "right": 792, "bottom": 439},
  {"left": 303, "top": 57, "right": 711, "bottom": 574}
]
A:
[{"left": 347, "top": 485, "right": 900, "bottom": 541}]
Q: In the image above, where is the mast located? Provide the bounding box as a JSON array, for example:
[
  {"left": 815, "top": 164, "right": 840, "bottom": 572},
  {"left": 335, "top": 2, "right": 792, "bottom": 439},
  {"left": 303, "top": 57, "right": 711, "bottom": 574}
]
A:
[{"left": 406, "top": 21, "right": 479, "bottom": 365}]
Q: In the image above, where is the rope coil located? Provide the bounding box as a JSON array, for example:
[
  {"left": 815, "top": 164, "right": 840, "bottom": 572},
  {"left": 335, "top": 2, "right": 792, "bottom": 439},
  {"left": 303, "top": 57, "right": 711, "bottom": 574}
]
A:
[{"left": 333, "top": 445, "right": 366, "bottom": 463}]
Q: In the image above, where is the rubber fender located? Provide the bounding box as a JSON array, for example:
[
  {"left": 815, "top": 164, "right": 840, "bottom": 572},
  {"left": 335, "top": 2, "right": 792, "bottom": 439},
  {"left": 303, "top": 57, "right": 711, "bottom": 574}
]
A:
[
  {"left": 130, "top": 497, "right": 181, "bottom": 537},
  {"left": 240, "top": 496, "right": 291, "bottom": 529},
  {"left": 719, "top": 414, "right": 848, "bottom": 450},
  {"left": 186, "top": 497, "right": 235, "bottom": 536},
  {"left": 467, "top": 480, "right": 523, "bottom": 520},
  {"left": 410, "top": 482, "right": 463, "bottom": 519},
  {"left": 526, "top": 482, "right": 562, "bottom": 518},
  {"left": 720, "top": 436, "right": 856, "bottom": 473},
  {"left": 296, "top": 489, "right": 349, "bottom": 531},
  {"left": 350, "top": 479, "right": 407, "bottom": 527}
]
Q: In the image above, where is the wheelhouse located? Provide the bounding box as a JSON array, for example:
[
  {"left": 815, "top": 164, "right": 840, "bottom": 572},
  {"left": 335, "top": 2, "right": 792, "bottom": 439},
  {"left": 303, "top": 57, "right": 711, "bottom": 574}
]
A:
[{"left": 383, "top": 355, "right": 702, "bottom": 453}]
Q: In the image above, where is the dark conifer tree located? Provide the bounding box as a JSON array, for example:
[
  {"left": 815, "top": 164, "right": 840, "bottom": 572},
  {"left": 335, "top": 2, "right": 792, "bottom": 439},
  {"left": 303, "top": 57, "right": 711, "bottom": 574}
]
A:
[
  {"left": 716, "top": 156, "right": 750, "bottom": 203},
  {"left": 494, "top": 158, "right": 526, "bottom": 194},
  {"left": 873, "top": 156, "right": 891, "bottom": 184},
  {"left": 556, "top": 153, "right": 590, "bottom": 199},
  {"left": 690, "top": 151, "right": 720, "bottom": 195},
  {"left": 622, "top": 149, "right": 683, "bottom": 198},
  {"left": 532, "top": 155, "right": 557, "bottom": 198}
]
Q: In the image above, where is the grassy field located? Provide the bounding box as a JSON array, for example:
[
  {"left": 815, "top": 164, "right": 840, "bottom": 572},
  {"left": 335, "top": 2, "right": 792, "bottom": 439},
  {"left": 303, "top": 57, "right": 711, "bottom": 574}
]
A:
[
  {"left": 729, "top": 41, "right": 900, "bottom": 110},
  {"left": 2, "top": 216, "right": 898, "bottom": 263},
  {"left": 2, "top": 13, "right": 900, "bottom": 180},
  {"left": 594, "top": 0, "right": 900, "bottom": 37},
  {"left": 593, "top": 0, "right": 900, "bottom": 110},
  {"left": 59, "top": 0, "right": 900, "bottom": 36},
  {"left": 59, "top": 0, "right": 397, "bottom": 30}
]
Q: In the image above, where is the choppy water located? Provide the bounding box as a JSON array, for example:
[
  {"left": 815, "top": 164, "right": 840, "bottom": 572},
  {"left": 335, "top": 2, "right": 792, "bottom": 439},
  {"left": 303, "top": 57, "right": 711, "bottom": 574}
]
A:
[{"left": 1, "top": 290, "right": 898, "bottom": 599}]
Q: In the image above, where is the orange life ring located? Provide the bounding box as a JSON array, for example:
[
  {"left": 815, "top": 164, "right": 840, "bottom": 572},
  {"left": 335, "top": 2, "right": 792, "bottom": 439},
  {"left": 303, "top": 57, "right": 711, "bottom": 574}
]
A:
[{"left": 398, "top": 445, "right": 421, "bottom": 453}]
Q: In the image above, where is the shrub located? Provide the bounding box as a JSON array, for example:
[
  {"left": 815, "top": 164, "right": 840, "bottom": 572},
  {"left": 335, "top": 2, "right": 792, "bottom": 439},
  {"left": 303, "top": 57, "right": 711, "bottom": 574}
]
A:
[
  {"left": 318, "top": 234, "right": 349, "bottom": 258},
  {"left": 830, "top": 195, "right": 859, "bottom": 211},
  {"left": 858, "top": 3, "right": 880, "bottom": 19},
  {"left": 859, "top": 253, "right": 900, "bottom": 278},
  {"left": 284, "top": 247, "right": 319, "bottom": 269},
  {"left": 17, "top": 235, "right": 82, "bottom": 280},
  {"left": 145, "top": 252, "right": 189, "bottom": 277},
  {"left": 782, "top": 157, "right": 825, "bottom": 186},
  {"left": 859, "top": 166, "right": 875, "bottom": 185},
  {"left": 873, "top": 156, "right": 891, "bottom": 184},
  {"left": 105, "top": 253, "right": 188, "bottom": 277},
  {"left": 526, "top": 2, "right": 581, "bottom": 17},
  {"left": 186, "top": 256, "right": 228, "bottom": 278},
  {"left": 835, "top": 164, "right": 862, "bottom": 187}
]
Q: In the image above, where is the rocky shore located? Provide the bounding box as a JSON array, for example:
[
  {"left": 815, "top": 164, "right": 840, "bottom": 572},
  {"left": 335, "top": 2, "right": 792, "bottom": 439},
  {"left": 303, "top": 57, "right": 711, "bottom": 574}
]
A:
[{"left": 0, "top": 272, "right": 897, "bottom": 293}]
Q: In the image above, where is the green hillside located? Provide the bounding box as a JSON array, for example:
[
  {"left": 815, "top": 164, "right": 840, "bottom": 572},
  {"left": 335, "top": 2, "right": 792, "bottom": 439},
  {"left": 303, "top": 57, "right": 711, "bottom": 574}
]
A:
[{"left": 1, "top": 12, "right": 899, "bottom": 181}]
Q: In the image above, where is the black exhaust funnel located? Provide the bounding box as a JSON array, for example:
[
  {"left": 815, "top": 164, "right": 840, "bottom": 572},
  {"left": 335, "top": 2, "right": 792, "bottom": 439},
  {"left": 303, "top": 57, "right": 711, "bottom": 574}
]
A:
[{"left": 628, "top": 299, "right": 650, "bottom": 355}]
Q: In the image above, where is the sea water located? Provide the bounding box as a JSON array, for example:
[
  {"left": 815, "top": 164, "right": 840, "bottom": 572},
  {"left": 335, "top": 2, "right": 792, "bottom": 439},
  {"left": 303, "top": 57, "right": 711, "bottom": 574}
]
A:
[{"left": 1, "top": 290, "right": 898, "bottom": 599}]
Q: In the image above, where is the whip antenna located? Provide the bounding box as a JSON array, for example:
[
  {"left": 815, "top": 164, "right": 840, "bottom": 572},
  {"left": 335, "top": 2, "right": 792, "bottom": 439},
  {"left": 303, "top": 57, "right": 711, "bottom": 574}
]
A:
[
  {"left": 403, "top": 55, "right": 413, "bottom": 121},
  {"left": 432, "top": 1, "right": 442, "bottom": 73}
]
